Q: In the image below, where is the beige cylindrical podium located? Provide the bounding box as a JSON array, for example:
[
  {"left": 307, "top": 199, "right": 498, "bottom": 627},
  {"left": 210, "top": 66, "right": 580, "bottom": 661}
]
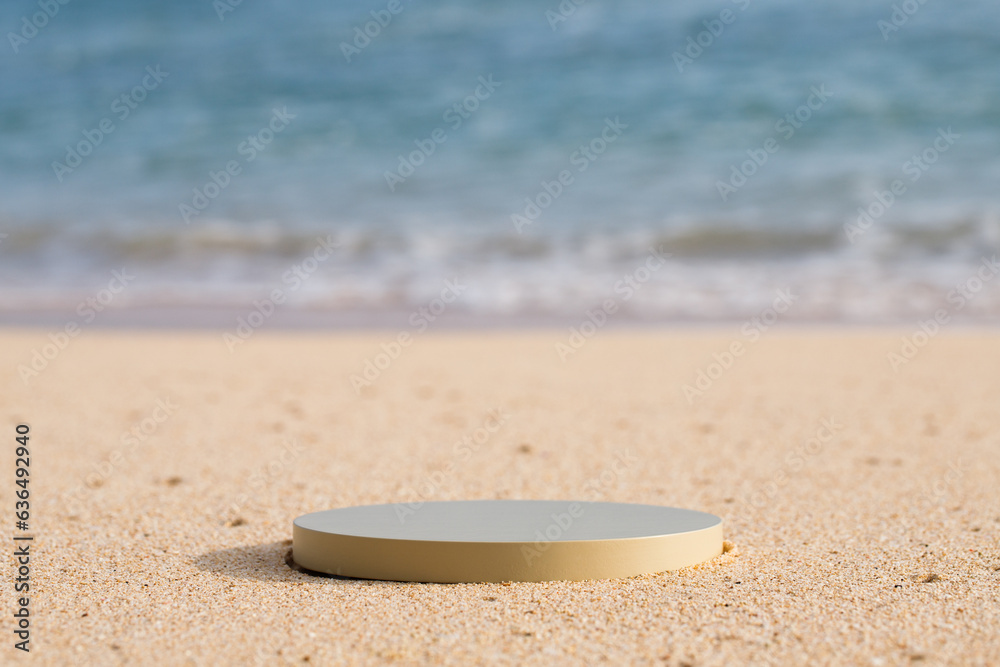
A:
[{"left": 293, "top": 500, "right": 722, "bottom": 583}]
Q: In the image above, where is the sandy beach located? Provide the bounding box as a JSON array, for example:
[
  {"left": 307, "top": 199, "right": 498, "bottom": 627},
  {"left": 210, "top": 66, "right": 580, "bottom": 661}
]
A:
[{"left": 3, "top": 328, "right": 999, "bottom": 665}]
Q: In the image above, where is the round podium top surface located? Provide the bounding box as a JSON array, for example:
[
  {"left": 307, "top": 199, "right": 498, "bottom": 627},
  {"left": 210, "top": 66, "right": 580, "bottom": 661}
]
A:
[{"left": 294, "top": 500, "right": 721, "bottom": 543}]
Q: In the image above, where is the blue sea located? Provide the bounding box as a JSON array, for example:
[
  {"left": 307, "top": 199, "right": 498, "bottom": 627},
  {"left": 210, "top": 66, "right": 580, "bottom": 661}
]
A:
[{"left": 1, "top": 0, "right": 999, "bottom": 324}]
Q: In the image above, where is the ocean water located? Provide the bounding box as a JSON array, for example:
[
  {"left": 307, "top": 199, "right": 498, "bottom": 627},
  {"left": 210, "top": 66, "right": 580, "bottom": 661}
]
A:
[{"left": 1, "top": 0, "right": 999, "bottom": 323}]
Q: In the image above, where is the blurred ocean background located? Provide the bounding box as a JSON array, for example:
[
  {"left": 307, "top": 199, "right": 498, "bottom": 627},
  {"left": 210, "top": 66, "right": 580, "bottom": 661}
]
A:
[{"left": 1, "top": 0, "right": 999, "bottom": 325}]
